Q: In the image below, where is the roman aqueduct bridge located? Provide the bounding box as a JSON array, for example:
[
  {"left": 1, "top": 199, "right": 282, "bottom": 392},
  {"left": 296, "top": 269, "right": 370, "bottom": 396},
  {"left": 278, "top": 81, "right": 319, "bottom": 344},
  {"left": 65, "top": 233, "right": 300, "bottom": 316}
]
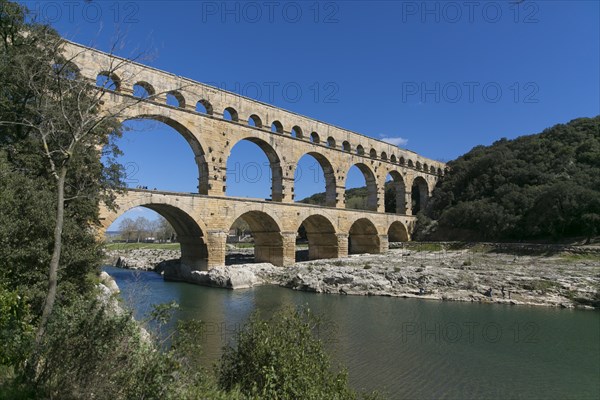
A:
[{"left": 61, "top": 41, "right": 446, "bottom": 270}]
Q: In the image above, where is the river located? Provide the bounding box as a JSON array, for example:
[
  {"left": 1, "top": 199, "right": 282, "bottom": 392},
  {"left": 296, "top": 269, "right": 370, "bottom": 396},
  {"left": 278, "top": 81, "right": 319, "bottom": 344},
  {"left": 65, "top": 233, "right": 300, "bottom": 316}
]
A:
[{"left": 104, "top": 266, "right": 599, "bottom": 400}]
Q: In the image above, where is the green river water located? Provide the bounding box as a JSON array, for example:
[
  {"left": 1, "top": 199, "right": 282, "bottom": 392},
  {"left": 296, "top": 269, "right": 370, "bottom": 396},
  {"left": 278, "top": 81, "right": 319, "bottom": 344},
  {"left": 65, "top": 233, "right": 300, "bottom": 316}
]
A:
[{"left": 104, "top": 266, "right": 599, "bottom": 400}]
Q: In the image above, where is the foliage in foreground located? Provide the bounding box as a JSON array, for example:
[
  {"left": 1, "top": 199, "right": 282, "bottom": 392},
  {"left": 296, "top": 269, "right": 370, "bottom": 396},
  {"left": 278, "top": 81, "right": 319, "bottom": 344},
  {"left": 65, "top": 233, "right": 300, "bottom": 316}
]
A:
[
  {"left": 1, "top": 295, "right": 378, "bottom": 399},
  {"left": 218, "top": 307, "right": 380, "bottom": 400}
]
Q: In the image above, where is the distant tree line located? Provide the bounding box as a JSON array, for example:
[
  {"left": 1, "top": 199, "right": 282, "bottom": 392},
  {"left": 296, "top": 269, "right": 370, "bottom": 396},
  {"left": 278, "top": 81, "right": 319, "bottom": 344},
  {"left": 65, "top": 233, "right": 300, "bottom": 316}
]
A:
[{"left": 117, "top": 215, "right": 176, "bottom": 243}]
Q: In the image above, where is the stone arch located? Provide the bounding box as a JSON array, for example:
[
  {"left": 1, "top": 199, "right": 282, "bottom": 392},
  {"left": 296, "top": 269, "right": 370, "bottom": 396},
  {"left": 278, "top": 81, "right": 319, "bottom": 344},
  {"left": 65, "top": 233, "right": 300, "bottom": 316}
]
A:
[
  {"left": 122, "top": 113, "right": 210, "bottom": 194},
  {"left": 103, "top": 197, "right": 208, "bottom": 270},
  {"left": 294, "top": 151, "right": 337, "bottom": 207},
  {"left": 223, "top": 107, "right": 239, "bottom": 121},
  {"left": 416, "top": 161, "right": 422, "bottom": 170},
  {"left": 370, "top": 148, "right": 377, "bottom": 159},
  {"left": 388, "top": 221, "right": 409, "bottom": 242},
  {"left": 407, "top": 159, "right": 414, "bottom": 168},
  {"left": 342, "top": 141, "right": 351, "bottom": 152},
  {"left": 430, "top": 165, "right": 436, "bottom": 174},
  {"left": 348, "top": 218, "right": 380, "bottom": 254},
  {"left": 311, "top": 132, "right": 321, "bottom": 144},
  {"left": 327, "top": 136, "right": 336, "bottom": 148},
  {"left": 399, "top": 156, "right": 405, "bottom": 166},
  {"left": 390, "top": 154, "right": 397, "bottom": 163},
  {"left": 226, "top": 137, "right": 284, "bottom": 202},
  {"left": 346, "top": 163, "right": 378, "bottom": 211},
  {"left": 96, "top": 71, "right": 121, "bottom": 91},
  {"left": 356, "top": 145, "right": 365, "bottom": 156},
  {"left": 271, "top": 120, "right": 284, "bottom": 133},
  {"left": 411, "top": 176, "right": 429, "bottom": 214},
  {"left": 228, "top": 210, "right": 285, "bottom": 265},
  {"left": 196, "top": 99, "right": 213, "bottom": 115},
  {"left": 53, "top": 61, "right": 80, "bottom": 80},
  {"left": 437, "top": 167, "right": 443, "bottom": 176},
  {"left": 167, "top": 90, "right": 186, "bottom": 108},
  {"left": 248, "top": 114, "right": 263, "bottom": 128},
  {"left": 385, "top": 170, "right": 407, "bottom": 214},
  {"left": 296, "top": 214, "right": 338, "bottom": 261},
  {"left": 133, "top": 81, "right": 155, "bottom": 98},
  {"left": 381, "top": 152, "right": 388, "bottom": 161},
  {"left": 291, "top": 125, "right": 303, "bottom": 139}
]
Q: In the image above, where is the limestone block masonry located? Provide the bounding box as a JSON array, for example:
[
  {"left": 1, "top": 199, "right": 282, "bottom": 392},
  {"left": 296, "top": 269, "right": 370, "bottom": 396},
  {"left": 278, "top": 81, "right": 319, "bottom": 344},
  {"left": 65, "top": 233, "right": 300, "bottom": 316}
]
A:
[{"left": 62, "top": 40, "right": 446, "bottom": 270}]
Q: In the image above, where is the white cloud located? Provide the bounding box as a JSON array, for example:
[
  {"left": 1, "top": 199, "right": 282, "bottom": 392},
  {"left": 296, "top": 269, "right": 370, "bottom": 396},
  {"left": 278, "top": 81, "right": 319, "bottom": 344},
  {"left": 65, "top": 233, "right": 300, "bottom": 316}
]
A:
[{"left": 380, "top": 137, "right": 408, "bottom": 147}]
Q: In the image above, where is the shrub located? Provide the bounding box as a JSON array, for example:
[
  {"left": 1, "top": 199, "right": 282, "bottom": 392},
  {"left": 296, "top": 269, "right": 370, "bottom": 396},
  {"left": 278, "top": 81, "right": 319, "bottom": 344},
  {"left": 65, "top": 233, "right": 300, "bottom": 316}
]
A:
[{"left": 217, "top": 306, "right": 380, "bottom": 399}]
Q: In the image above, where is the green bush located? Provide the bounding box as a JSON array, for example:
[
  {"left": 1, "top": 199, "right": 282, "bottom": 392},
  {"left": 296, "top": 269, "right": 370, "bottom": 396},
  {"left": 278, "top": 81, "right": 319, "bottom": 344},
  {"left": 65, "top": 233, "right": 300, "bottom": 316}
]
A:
[{"left": 217, "top": 306, "right": 380, "bottom": 399}]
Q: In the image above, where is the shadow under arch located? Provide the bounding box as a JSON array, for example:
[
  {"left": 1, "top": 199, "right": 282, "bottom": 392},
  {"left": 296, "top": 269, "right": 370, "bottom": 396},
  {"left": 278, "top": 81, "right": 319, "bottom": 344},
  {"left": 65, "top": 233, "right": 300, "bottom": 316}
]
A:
[
  {"left": 296, "top": 214, "right": 338, "bottom": 261},
  {"left": 227, "top": 210, "right": 284, "bottom": 266},
  {"left": 226, "top": 137, "right": 284, "bottom": 202},
  {"left": 122, "top": 114, "right": 210, "bottom": 194},
  {"left": 294, "top": 151, "right": 337, "bottom": 207},
  {"left": 411, "top": 176, "right": 429, "bottom": 214},
  {"left": 105, "top": 201, "right": 208, "bottom": 270},
  {"left": 345, "top": 163, "right": 378, "bottom": 211},
  {"left": 348, "top": 218, "right": 380, "bottom": 254},
  {"left": 385, "top": 170, "right": 407, "bottom": 214},
  {"left": 388, "top": 221, "right": 409, "bottom": 242}
]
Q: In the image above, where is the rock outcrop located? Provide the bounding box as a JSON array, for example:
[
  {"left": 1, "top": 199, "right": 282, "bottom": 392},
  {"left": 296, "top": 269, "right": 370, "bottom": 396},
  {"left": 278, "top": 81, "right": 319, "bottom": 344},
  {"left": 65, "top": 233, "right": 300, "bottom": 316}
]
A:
[{"left": 107, "top": 246, "right": 600, "bottom": 309}]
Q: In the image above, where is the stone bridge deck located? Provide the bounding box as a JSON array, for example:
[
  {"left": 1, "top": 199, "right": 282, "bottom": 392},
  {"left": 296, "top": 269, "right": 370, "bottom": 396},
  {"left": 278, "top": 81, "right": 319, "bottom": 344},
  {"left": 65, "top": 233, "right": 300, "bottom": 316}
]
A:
[{"left": 102, "top": 189, "right": 416, "bottom": 269}]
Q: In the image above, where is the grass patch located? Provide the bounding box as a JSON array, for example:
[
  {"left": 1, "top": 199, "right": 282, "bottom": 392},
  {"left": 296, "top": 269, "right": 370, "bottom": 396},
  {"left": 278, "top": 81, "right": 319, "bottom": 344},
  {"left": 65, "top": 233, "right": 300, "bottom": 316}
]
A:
[
  {"left": 406, "top": 243, "right": 445, "bottom": 252},
  {"left": 105, "top": 242, "right": 181, "bottom": 251},
  {"left": 230, "top": 243, "right": 255, "bottom": 249},
  {"left": 560, "top": 253, "right": 600, "bottom": 262}
]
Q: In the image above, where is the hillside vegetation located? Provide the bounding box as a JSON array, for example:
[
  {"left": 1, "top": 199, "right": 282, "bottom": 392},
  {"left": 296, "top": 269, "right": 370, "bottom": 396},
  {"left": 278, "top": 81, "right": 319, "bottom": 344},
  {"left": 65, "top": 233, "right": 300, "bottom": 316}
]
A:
[{"left": 425, "top": 116, "right": 599, "bottom": 241}]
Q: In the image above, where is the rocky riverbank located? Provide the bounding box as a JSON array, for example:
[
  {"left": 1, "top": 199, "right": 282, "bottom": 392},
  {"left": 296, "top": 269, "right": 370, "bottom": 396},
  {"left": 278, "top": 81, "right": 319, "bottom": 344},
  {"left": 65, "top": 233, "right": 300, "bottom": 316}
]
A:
[{"left": 105, "top": 245, "right": 600, "bottom": 309}]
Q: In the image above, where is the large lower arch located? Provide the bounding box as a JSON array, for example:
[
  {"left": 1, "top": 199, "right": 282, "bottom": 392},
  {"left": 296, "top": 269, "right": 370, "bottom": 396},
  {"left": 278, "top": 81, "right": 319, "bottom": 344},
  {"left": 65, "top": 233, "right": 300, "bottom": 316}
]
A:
[
  {"left": 388, "top": 221, "right": 409, "bottom": 242},
  {"left": 228, "top": 211, "right": 285, "bottom": 265},
  {"left": 296, "top": 214, "right": 338, "bottom": 261},
  {"left": 122, "top": 114, "right": 209, "bottom": 194},
  {"left": 348, "top": 218, "right": 380, "bottom": 254},
  {"left": 104, "top": 201, "right": 208, "bottom": 270},
  {"left": 411, "top": 176, "right": 429, "bottom": 214},
  {"left": 385, "top": 170, "right": 407, "bottom": 214},
  {"left": 294, "top": 152, "right": 337, "bottom": 207},
  {"left": 346, "top": 163, "right": 378, "bottom": 211},
  {"left": 226, "top": 137, "right": 284, "bottom": 202}
]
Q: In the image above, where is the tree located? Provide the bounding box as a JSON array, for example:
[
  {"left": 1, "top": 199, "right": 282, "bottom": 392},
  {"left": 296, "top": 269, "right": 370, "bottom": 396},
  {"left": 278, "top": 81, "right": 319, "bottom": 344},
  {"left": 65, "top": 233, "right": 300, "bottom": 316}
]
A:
[
  {"left": 0, "top": 0, "right": 180, "bottom": 359},
  {"left": 156, "top": 216, "right": 176, "bottom": 242}
]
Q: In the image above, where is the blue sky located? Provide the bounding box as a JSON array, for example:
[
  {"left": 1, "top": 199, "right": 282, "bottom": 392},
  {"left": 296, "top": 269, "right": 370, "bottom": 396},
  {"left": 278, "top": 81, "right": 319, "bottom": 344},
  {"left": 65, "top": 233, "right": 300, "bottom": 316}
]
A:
[{"left": 22, "top": 1, "right": 599, "bottom": 226}]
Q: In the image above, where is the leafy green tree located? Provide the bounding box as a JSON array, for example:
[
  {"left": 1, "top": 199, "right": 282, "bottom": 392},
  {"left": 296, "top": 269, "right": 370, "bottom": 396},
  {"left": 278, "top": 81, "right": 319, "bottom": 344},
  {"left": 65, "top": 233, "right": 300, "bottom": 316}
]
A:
[{"left": 0, "top": 0, "right": 130, "bottom": 345}]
